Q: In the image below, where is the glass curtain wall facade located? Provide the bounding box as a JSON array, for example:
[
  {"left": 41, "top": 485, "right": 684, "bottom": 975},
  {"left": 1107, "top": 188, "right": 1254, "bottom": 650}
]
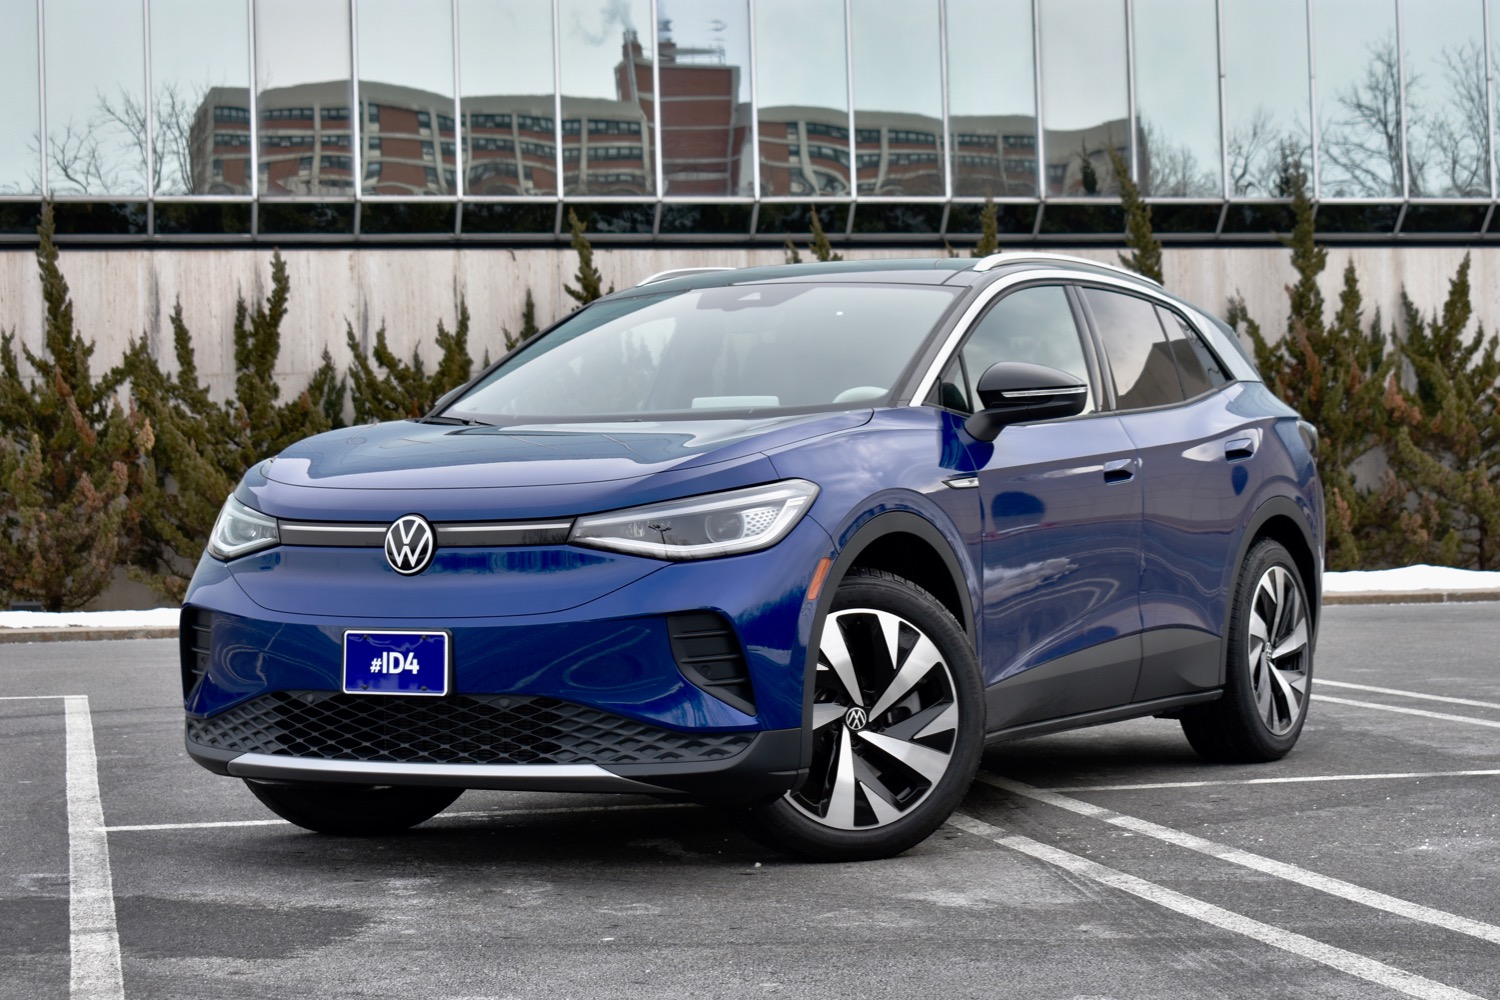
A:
[{"left": 0, "top": 0, "right": 1494, "bottom": 242}]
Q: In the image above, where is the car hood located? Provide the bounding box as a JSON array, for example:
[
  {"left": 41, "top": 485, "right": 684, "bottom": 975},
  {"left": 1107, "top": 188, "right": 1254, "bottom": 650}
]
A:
[{"left": 264, "top": 411, "right": 872, "bottom": 491}]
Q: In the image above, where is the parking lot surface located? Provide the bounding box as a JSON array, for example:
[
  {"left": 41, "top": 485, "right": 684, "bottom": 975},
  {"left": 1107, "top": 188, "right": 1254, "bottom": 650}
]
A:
[{"left": 2, "top": 603, "right": 1497, "bottom": 1000}]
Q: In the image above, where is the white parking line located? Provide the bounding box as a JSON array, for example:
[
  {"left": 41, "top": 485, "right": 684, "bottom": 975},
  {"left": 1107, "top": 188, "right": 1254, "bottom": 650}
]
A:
[
  {"left": 0, "top": 694, "right": 70, "bottom": 700},
  {"left": 1046, "top": 769, "right": 1500, "bottom": 793},
  {"left": 978, "top": 774, "right": 1500, "bottom": 946},
  {"left": 948, "top": 812, "right": 1483, "bottom": 1000},
  {"left": 1313, "top": 694, "right": 1500, "bottom": 729},
  {"left": 64, "top": 696, "right": 123, "bottom": 1000},
  {"left": 104, "top": 800, "right": 697, "bottom": 833},
  {"left": 1318, "top": 679, "right": 1500, "bottom": 712}
]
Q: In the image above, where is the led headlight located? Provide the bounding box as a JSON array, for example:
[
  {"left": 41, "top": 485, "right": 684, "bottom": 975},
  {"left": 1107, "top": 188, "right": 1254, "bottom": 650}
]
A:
[
  {"left": 207, "top": 495, "right": 280, "bottom": 561},
  {"left": 569, "top": 480, "right": 819, "bottom": 560}
]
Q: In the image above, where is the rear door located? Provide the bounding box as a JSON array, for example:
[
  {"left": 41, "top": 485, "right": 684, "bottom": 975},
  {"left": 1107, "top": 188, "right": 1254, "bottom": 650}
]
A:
[
  {"left": 932, "top": 284, "right": 1144, "bottom": 730},
  {"left": 1078, "top": 286, "right": 1254, "bottom": 701}
]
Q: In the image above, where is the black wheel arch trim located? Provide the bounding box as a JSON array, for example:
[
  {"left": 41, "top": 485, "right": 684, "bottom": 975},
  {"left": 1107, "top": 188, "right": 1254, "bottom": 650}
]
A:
[
  {"left": 797, "top": 507, "right": 978, "bottom": 770},
  {"left": 1218, "top": 494, "right": 1322, "bottom": 687}
]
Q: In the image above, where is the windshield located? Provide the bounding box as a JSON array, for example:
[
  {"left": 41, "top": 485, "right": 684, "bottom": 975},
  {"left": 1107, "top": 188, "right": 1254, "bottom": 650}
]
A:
[{"left": 446, "top": 282, "right": 961, "bottom": 422}]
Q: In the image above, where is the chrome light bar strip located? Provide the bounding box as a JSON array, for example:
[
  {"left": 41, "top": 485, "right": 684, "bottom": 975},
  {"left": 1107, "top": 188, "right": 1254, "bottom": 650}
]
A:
[{"left": 278, "top": 520, "right": 572, "bottom": 547}]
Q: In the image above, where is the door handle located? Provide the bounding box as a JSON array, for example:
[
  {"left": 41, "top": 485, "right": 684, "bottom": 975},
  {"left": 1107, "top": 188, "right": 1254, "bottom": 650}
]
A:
[
  {"left": 1103, "top": 458, "right": 1135, "bottom": 484},
  {"left": 1224, "top": 437, "right": 1256, "bottom": 461}
]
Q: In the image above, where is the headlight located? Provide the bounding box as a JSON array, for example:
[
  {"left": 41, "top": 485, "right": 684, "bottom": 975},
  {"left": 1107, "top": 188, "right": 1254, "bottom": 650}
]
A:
[
  {"left": 207, "top": 495, "right": 280, "bottom": 561},
  {"left": 569, "top": 480, "right": 819, "bottom": 560}
]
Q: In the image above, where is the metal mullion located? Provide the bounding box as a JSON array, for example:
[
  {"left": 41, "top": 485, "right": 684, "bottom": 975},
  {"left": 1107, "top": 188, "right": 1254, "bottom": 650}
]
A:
[
  {"left": 843, "top": 0, "right": 855, "bottom": 230},
  {"left": 1396, "top": 0, "right": 1409, "bottom": 200},
  {"left": 1486, "top": 0, "right": 1496, "bottom": 200},
  {"left": 350, "top": 0, "right": 361, "bottom": 227},
  {"left": 451, "top": 0, "right": 463, "bottom": 219},
  {"left": 552, "top": 0, "right": 563, "bottom": 223},
  {"left": 247, "top": 0, "right": 259, "bottom": 203},
  {"left": 1215, "top": 0, "right": 1228, "bottom": 199},
  {"left": 1032, "top": 0, "right": 1044, "bottom": 204},
  {"left": 1125, "top": 0, "right": 1137, "bottom": 186},
  {"left": 36, "top": 0, "right": 46, "bottom": 197},
  {"left": 1306, "top": 0, "right": 1319, "bottom": 197},
  {"left": 747, "top": 0, "right": 761, "bottom": 200},
  {"left": 650, "top": 0, "right": 663, "bottom": 200},
  {"left": 142, "top": 0, "right": 154, "bottom": 213},
  {"left": 938, "top": 0, "right": 952, "bottom": 202}
]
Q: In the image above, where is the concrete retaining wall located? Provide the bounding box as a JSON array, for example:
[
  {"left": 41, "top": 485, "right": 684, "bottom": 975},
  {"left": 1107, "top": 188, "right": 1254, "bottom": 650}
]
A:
[{"left": 1, "top": 245, "right": 1497, "bottom": 403}]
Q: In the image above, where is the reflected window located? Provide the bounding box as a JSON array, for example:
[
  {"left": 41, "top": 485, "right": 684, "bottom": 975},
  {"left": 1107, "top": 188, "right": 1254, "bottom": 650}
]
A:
[
  {"left": 1405, "top": 0, "right": 1488, "bottom": 197},
  {"left": 0, "top": 0, "right": 39, "bottom": 194},
  {"left": 459, "top": 0, "right": 556, "bottom": 197},
  {"left": 358, "top": 0, "right": 455, "bottom": 196},
  {"left": 1084, "top": 288, "right": 1184, "bottom": 410},
  {"left": 1223, "top": 0, "right": 1310, "bottom": 195},
  {"left": 947, "top": 0, "right": 1036, "bottom": 197},
  {"left": 754, "top": 0, "right": 849, "bottom": 197},
  {"left": 960, "top": 286, "right": 1094, "bottom": 415},
  {"left": 255, "top": 0, "right": 352, "bottom": 196},
  {"left": 1133, "top": 0, "right": 1222, "bottom": 197},
  {"left": 151, "top": 0, "right": 251, "bottom": 196},
  {"left": 1314, "top": 0, "right": 1399, "bottom": 197},
  {"left": 559, "top": 0, "right": 654, "bottom": 196},
  {"left": 1039, "top": 0, "right": 1128, "bottom": 197},
  {"left": 44, "top": 0, "right": 147, "bottom": 195},
  {"left": 851, "top": 0, "right": 944, "bottom": 198},
  {"left": 655, "top": 0, "right": 751, "bottom": 196}
]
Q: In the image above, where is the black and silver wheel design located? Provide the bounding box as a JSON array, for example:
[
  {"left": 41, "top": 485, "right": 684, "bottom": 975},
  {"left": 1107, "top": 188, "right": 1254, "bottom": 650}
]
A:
[
  {"left": 1181, "top": 539, "right": 1314, "bottom": 762},
  {"left": 747, "top": 569, "right": 982, "bottom": 861}
]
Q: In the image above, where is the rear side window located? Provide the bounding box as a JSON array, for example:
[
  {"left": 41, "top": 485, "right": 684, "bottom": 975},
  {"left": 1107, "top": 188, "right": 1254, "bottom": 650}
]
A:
[
  {"left": 1157, "top": 306, "right": 1229, "bottom": 394},
  {"left": 1083, "top": 288, "right": 1185, "bottom": 409}
]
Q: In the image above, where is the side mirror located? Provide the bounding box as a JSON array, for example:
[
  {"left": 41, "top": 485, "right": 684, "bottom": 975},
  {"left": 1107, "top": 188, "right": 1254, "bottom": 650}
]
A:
[{"left": 963, "top": 361, "right": 1089, "bottom": 442}]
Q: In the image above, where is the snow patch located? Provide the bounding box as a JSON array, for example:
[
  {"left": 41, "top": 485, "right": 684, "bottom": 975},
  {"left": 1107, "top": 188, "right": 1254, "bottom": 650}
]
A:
[{"left": 0, "top": 608, "right": 180, "bottom": 629}]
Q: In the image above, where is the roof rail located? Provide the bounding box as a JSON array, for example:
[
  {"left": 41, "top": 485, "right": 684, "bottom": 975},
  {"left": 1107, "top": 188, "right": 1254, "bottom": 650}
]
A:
[
  {"left": 635, "top": 266, "right": 734, "bottom": 287},
  {"left": 970, "top": 252, "right": 1160, "bottom": 286}
]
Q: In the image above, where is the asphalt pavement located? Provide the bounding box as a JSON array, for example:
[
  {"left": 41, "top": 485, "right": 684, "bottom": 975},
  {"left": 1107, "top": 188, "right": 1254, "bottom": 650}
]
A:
[{"left": 2, "top": 603, "right": 1497, "bottom": 1000}]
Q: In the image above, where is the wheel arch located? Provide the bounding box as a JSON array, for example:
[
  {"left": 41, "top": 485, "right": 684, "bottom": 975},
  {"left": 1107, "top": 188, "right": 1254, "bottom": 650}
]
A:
[{"left": 1218, "top": 495, "right": 1321, "bottom": 686}]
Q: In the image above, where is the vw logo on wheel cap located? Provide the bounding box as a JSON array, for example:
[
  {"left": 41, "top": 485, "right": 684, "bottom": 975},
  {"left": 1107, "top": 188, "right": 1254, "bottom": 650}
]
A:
[
  {"left": 385, "top": 514, "right": 435, "bottom": 575},
  {"left": 844, "top": 706, "right": 869, "bottom": 731}
]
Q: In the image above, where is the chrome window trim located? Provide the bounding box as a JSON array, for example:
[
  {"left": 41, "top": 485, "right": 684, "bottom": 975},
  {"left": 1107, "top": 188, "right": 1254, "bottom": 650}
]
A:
[{"left": 908, "top": 267, "right": 1227, "bottom": 407}]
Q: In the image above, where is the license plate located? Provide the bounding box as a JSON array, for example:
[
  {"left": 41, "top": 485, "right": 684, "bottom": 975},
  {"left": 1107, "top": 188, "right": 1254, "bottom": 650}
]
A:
[{"left": 343, "top": 630, "right": 450, "bottom": 696}]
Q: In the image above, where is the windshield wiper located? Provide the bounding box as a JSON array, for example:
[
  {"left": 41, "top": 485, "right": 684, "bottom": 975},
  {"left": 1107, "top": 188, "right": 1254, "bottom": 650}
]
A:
[{"left": 413, "top": 414, "right": 493, "bottom": 427}]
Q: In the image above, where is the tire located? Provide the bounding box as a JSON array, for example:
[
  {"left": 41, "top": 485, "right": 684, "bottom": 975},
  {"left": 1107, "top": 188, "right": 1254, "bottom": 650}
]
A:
[
  {"left": 745, "top": 568, "right": 984, "bottom": 861},
  {"left": 1181, "top": 538, "right": 1314, "bottom": 762},
  {"left": 244, "top": 780, "right": 463, "bottom": 835}
]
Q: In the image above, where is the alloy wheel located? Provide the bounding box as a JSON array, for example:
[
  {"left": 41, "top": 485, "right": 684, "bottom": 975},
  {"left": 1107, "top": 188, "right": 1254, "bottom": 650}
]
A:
[
  {"left": 788, "top": 608, "right": 960, "bottom": 830},
  {"left": 1248, "top": 564, "right": 1310, "bottom": 736}
]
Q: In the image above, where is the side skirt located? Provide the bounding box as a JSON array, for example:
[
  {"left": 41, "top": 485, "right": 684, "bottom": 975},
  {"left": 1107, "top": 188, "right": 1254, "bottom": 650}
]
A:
[{"left": 983, "top": 691, "right": 1222, "bottom": 744}]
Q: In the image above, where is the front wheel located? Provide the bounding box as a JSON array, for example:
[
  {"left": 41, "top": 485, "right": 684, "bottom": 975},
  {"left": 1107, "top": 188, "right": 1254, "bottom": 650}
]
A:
[
  {"left": 245, "top": 780, "right": 462, "bottom": 835},
  {"left": 746, "top": 569, "right": 984, "bottom": 861},
  {"left": 1181, "top": 538, "right": 1314, "bottom": 762}
]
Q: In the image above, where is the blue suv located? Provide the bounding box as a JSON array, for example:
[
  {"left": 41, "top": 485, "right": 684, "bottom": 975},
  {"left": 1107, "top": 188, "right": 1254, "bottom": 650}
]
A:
[{"left": 182, "top": 254, "right": 1322, "bottom": 861}]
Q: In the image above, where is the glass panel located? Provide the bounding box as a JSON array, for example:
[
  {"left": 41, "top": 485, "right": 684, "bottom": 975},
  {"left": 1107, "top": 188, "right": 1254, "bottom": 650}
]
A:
[
  {"left": 754, "top": 0, "right": 850, "bottom": 196},
  {"left": 358, "top": 0, "right": 455, "bottom": 196},
  {"left": 150, "top": 0, "right": 251, "bottom": 195},
  {"left": 459, "top": 0, "right": 556, "bottom": 197},
  {"left": 947, "top": 0, "right": 1036, "bottom": 197},
  {"left": 558, "top": 0, "right": 654, "bottom": 196},
  {"left": 655, "top": 0, "right": 752, "bottom": 196},
  {"left": 961, "top": 286, "right": 1094, "bottom": 414},
  {"left": 154, "top": 201, "right": 252, "bottom": 235},
  {"left": 255, "top": 0, "right": 352, "bottom": 196},
  {"left": 1400, "top": 202, "right": 1488, "bottom": 232},
  {"left": 1133, "top": 0, "right": 1222, "bottom": 197},
  {"left": 1223, "top": 0, "right": 1311, "bottom": 195},
  {"left": 1084, "top": 288, "right": 1185, "bottom": 409},
  {"left": 1404, "top": 0, "right": 1487, "bottom": 197},
  {"left": 44, "top": 0, "right": 147, "bottom": 195},
  {"left": 1156, "top": 305, "right": 1224, "bottom": 396},
  {"left": 0, "top": 0, "right": 39, "bottom": 193},
  {"left": 1314, "top": 0, "right": 1400, "bottom": 197},
  {"left": 657, "top": 203, "right": 753, "bottom": 234},
  {"left": 1039, "top": 0, "right": 1128, "bottom": 196},
  {"left": 850, "top": 0, "right": 943, "bottom": 197}
]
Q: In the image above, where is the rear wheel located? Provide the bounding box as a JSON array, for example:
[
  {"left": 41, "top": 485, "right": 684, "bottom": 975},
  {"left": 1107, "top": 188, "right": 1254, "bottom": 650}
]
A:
[
  {"left": 746, "top": 569, "right": 983, "bottom": 861},
  {"left": 244, "top": 780, "right": 462, "bottom": 835},
  {"left": 1181, "top": 539, "right": 1313, "bottom": 762}
]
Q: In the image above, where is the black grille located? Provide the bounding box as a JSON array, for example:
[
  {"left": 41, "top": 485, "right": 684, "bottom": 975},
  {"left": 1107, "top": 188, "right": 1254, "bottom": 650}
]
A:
[
  {"left": 187, "top": 691, "right": 754, "bottom": 766},
  {"left": 180, "top": 608, "right": 213, "bottom": 697},
  {"left": 668, "top": 611, "right": 756, "bottom": 716}
]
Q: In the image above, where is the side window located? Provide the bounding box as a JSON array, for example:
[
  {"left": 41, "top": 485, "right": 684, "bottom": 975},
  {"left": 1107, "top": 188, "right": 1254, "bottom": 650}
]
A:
[
  {"left": 949, "top": 285, "right": 1094, "bottom": 415},
  {"left": 1156, "top": 305, "right": 1229, "bottom": 395},
  {"left": 1083, "top": 288, "right": 1186, "bottom": 410}
]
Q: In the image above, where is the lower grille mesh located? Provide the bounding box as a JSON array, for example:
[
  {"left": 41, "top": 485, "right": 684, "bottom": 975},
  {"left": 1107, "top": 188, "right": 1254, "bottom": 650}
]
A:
[{"left": 188, "top": 691, "right": 754, "bottom": 766}]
